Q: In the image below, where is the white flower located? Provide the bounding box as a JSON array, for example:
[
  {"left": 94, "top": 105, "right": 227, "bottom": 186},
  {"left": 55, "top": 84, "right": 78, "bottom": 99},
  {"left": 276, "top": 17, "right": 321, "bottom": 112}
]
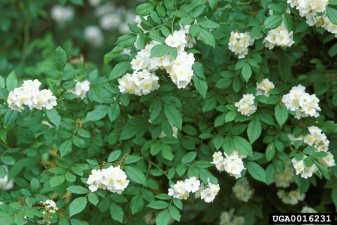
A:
[
  {"left": 274, "top": 161, "right": 295, "bottom": 188},
  {"left": 277, "top": 189, "right": 305, "bottom": 205},
  {"left": 235, "top": 94, "right": 257, "bottom": 116},
  {"left": 7, "top": 79, "right": 57, "bottom": 111},
  {"left": 256, "top": 78, "right": 275, "bottom": 97},
  {"left": 40, "top": 199, "right": 58, "bottom": 212},
  {"left": 87, "top": 166, "right": 129, "bottom": 194},
  {"left": 301, "top": 206, "right": 317, "bottom": 213},
  {"left": 228, "top": 31, "right": 260, "bottom": 58},
  {"left": 184, "top": 177, "right": 200, "bottom": 193},
  {"left": 51, "top": 5, "right": 74, "bottom": 25},
  {"left": 67, "top": 80, "right": 90, "bottom": 99},
  {"left": 84, "top": 26, "right": 104, "bottom": 47},
  {"left": 282, "top": 85, "right": 321, "bottom": 119},
  {"left": 165, "top": 30, "right": 187, "bottom": 49},
  {"left": 232, "top": 177, "right": 254, "bottom": 202},
  {"left": 263, "top": 23, "right": 294, "bottom": 49},
  {"left": 0, "top": 166, "right": 14, "bottom": 191}
]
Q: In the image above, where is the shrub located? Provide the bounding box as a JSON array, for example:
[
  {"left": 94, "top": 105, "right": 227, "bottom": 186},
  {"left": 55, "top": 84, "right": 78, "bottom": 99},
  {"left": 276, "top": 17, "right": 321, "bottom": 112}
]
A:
[{"left": 1, "top": 0, "right": 337, "bottom": 225}]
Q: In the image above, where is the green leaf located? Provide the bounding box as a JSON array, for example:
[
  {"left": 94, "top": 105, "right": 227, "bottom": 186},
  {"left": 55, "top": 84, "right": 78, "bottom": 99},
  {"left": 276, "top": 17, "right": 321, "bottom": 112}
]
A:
[
  {"left": 189, "top": 24, "right": 201, "bottom": 37},
  {"left": 208, "top": 0, "right": 217, "bottom": 10},
  {"left": 136, "top": 3, "right": 154, "bottom": 16},
  {"left": 67, "top": 186, "right": 89, "bottom": 194},
  {"left": 125, "top": 166, "right": 147, "bottom": 186},
  {"left": 54, "top": 46, "right": 67, "bottom": 72},
  {"left": 110, "top": 202, "right": 124, "bottom": 223},
  {"left": 275, "top": 104, "right": 288, "bottom": 127},
  {"left": 86, "top": 105, "right": 109, "bottom": 121},
  {"left": 193, "top": 75, "right": 208, "bottom": 99},
  {"left": 327, "top": 6, "right": 337, "bottom": 25},
  {"left": 77, "top": 129, "right": 90, "bottom": 138},
  {"left": 247, "top": 162, "right": 267, "bottom": 183},
  {"left": 124, "top": 155, "right": 142, "bottom": 164},
  {"left": 169, "top": 205, "right": 181, "bottom": 222},
  {"left": 108, "top": 150, "right": 121, "bottom": 162},
  {"left": 242, "top": 63, "right": 252, "bottom": 82},
  {"left": 4, "top": 110, "right": 18, "bottom": 126},
  {"left": 108, "top": 104, "right": 120, "bottom": 122},
  {"left": 247, "top": 117, "right": 262, "bottom": 144},
  {"left": 164, "top": 105, "right": 182, "bottom": 130},
  {"left": 314, "top": 161, "right": 330, "bottom": 180},
  {"left": 173, "top": 198, "right": 183, "bottom": 209},
  {"left": 50, "top": 175, "right": 65, "bottom": 188},
  {"left": 46, "top": 109, "right": 61, "bottom": 128},
  {"left": 1, "top": 156, "right": 15, "bottom": 165},
  {"left": 0, "top": 166, "right": 6, "bottom": 179},
  {"left": 115, "top": 34, "right": 137, "bottom": 48},
  {"left": 264, "top": 15, "right": 283, "bottom": 29},
  {"left": 278, "top": 50, "right": 291, "bottom": 83},
  {"left": 69, "top": 197, "right": 87, "bottom": 217},
  {"left": 250, "top": 26, "right": 262, "bottom": 39},
  {"left": 109, "top": 61, "right": 131, "bottom": 80},
  {"left": 283, "top": 13, "right": 293, "bottom": 32},
  {"left": 162, "top": 119, "right": 173, "bottom": 139},
  {"left": 265, "top": 143, "right": 275, "bottom": 162},
  {"left": 6, "top": 71, "right": 18, "bottom": 90},
  {"left": 233, "top": 136, "right": 253, "bottom": 157},
  {"left": 30, "top": 178, "right": 40, "bottom": 193},
  {"left": 88, "top": 193, "right": 99, "bottom": 206},
  {"left": 265, "top": 164, "right": 276, "bottom": 185},
  {"left": 128, "top": 23, "right": 143, "bottom": 34},
  {"left": 147, "top": 201, "right": 169, "bottom": 209},
  {"left": 59, "top": 139, "right": 73, "bottom": 157},
  {"left": 130, "top": 195, "right": 144, "bottom": 214},
  {"left": 161, "top": 144, "right": 174, "bottom": 161},
  {"left": 168, "top": 46, "right": 178, "bottom": 59},
  {"left": 332, "top": 188, "right": 337, "bottom": 208},
  {"left": 200, "top": 29, "right": 215, "bottom": 48},
  {"left": 156, "top": 211, "right": 171, "bottom": 225},
  {"left": 151, "top": 44, "right": 168, "bottom": 58},
  {"left": 150, "top": 100, "right": 162, "bottom": 121},
  {"left": 182, "top": 152, "right": 197, "bottom": 164},
  {"left": 198, "top": 20, "right": 219, "bottom": 29}
]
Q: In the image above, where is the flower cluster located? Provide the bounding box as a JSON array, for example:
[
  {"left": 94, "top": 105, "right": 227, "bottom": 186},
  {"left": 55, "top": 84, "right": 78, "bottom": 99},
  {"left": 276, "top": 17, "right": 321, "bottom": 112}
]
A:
[
  {"left": 40, "top": 199, "right": 58, "bottom": 213},
  {"left": 87, "top": 165, "right": 129, "bottom": 194},
  {"left": 263, "top": 23, "right": 294, "bottom": 49},
  {"left": 51, "top": 5, "right": 74, "bottom": 25},
  {"left": 7, "top": 79, "right": 57, "bottom": 112},
  {"left": 301, "top": 206, "right": 317, "bottom": 213},
  {"left": 66, "top": 80, "right": 91, "bottom": 99},
  {"left": 84, "top": 26, "right": 104, "bottom": 47},
  {"left": 0, "top": 166, "right": 14, "bottom": 191},
  {"left": 118, "top": 70, "right": 160, "bottom": 96},
  {"left": 319, "top": 152, "right": 336, "bottom": 168},
  {"left": 212, "top": 150, "right": 247, "bottom": 179},
  {"left": 287, "top": 0, "right": 336, "bottom": 37},
  {"left": 168, "top": 177, "right": 200, "bottom": 200},
  {"left": 232, "top": 177, "right": 254, "bottom": 202},
  {"left": 40, "top": 199, "right": 58, "bottom": 224},
  {"left": 256, "top": 78, "right": 275, "bottom": 97},
  {"left": 277, "top": 189, "right": 305, "bottom": 205},
  {"left": 235, "top": 94, "right": 257, "bottom": 116},
  {"left": 282, "top": 85, "right": 321, "bottom": 119},
  {"left": 228, "top": 31, "right": 260, "bottom": 58},
  {"left": 291, "top": 156, "right": 318, "bottom": 179},
  {"left": 168, "top": 177, "right": 220, "bottom": 203},
  {"left": 128, "top": 24, "right": 196, "bottom": 90},
  {"left": 274, "top": 161, "right": 295, "bottom": 188},
  {"left": 219, "top": 208, "right": 245, "bottom": 225},
  {"left": 195, "top": 178, "right": 220, "bottom": 203},
  {"left": 288, "top": 126, "right": 335, "bottom": 176}
]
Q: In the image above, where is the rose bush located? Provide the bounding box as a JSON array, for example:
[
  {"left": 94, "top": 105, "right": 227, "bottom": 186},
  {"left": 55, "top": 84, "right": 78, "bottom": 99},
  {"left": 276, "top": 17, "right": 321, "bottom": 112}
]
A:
[{"left": 1, "top": 0, "right": 337, "bottom": 224}]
